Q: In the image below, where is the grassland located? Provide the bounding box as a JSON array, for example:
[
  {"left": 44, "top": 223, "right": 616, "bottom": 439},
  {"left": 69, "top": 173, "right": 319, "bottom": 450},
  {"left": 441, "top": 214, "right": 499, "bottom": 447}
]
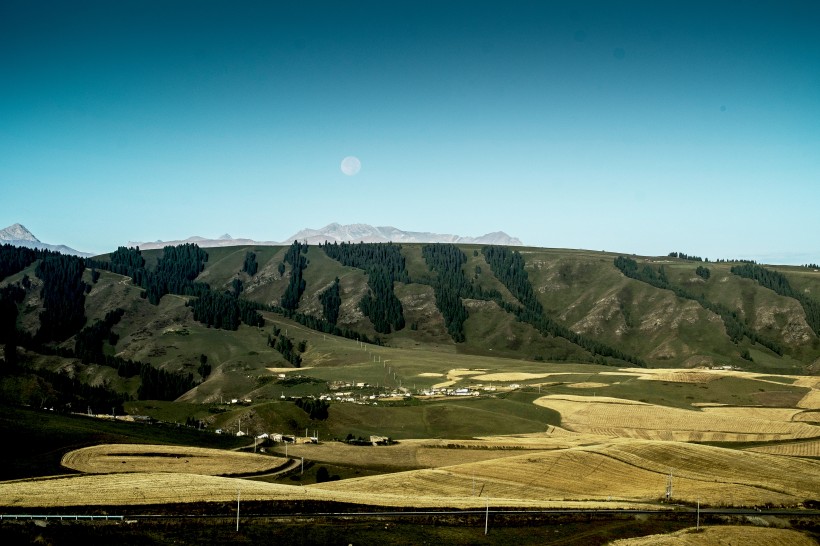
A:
[{"left": 0, "top": 405, "right": 246, "bottom": 480}]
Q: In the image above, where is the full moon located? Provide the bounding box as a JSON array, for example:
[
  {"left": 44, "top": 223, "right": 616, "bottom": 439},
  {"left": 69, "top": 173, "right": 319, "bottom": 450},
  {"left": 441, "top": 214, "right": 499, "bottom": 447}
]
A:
[{"left": 341, "top": 156, "right": 361, "bottom": 176}]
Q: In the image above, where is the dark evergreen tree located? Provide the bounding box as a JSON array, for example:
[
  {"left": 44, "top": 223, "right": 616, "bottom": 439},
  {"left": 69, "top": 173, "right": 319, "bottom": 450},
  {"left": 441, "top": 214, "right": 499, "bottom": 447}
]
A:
[
  {"left": 35, "top": 254, "right": 88, "bottom": 343},
  {"left": 319, "top": 277, "right": 342, "bottom": 325},
  {"left": 422, "top": 244, "right": 470, "bottom": 342},
  {"left": 242, "top": 251, "right": 258, "bottom": 276},
  {"left": 321, "top": 242, "right": 408, "bottom": 333},
  {"left": 281, "top": 241, "right": 308, "bottom": 311}
]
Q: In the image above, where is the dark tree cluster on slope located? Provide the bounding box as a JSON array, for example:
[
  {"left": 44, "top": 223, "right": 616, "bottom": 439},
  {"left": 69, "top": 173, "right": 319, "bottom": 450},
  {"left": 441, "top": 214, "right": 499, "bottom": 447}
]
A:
[
  {"left": 0, "top": 244, "right": 40, "bottom": 282},
  {"left": 35, "top": 254, "right": 88, "bottom": 343},
  {"left": 198, "top": 354, "right": 211, "bottom": 379},
  {"left": 137, "top": 365, "right": 197, "bottom": 401},
  {"left": 74, "top": 309, "right": 125, "bottom": 364},
  {"left": 91, "top": 244, "right": 263, "bottom": 330},
  {"left": 242, "top": 251, "right": 258, "bottom": 276},
  {"left": 144, "top": 244, "right": 209, "bottom": 304},
  {"left": 320, "top": 242, "right": 408, "bottom": 334},
  {"left": 695, "top": 266, "right": 710, "bottom": 280},
  {"left": 482, "top": 246, "right": 644, "bottom": 366},
  {"left": 0, "top": 284, "right": 25, "bottom": 344},
  {"left": 422, "top": 244, "right": 470, "bottom": 342},
  {"left": 615, "top": 256, "right": 783, "bottom": 355},
  {"left": 295, "top": 397, "right": 329, "bottom": 420},
  {"left": 281, "top": 241, "right": 309, "bottom": 311},
  {"left": 268, "top": 327, "right": 304, "bottom": 367},
  {"left": 731, "top": 263, "right": 820, "bottom": 336},
  {"left": 90, "top": 244, "right": 208, "bottom": 305},
  {"left": 319, "top": 278, "right": 342, "bottom": 325}
]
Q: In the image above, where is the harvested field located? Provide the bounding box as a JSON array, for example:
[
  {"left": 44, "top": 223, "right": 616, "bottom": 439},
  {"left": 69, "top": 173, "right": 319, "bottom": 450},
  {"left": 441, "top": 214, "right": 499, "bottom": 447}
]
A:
[
  {"left": 472, "top": 372, "right": 553, "bottom": 382},
  {"left": 432, "top": 368, "right": 486, "bottom": 389},
  {"left": 566, "top": 382, "right": 610, "bottom": 389},
  {"left": 0, "top": 472, "right": 658, "bottom": 510},
  {"left": 745, "top": 439, "right": 820, "bottom": 458},
  {"left": 794, "top": 410, "right": 820, "bottom": 423},
  {"left": 609, "top": 525, "right": 818, "bottom": 546},
  {"left": 310, "top": 440, "right": 820, "bottom": 507},
  {"left": 635, "top": 371, "right": 721, "bottom": 383},
  {"left": 798, "top": 389, "right": 820, "bottom": 409},
  {"left": 699, "top": 406, "right": 805, "bottom": 422},
  {"left": 61, "top": 444, "right": 288, "bottom": 476},
  {"left": 534, "top": 395, "right": 820, "bottom": 442}
]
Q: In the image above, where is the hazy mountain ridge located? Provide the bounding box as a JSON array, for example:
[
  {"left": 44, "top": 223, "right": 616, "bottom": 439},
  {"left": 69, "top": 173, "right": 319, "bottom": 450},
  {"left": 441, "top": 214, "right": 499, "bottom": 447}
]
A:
[
  {"left": 0, "top": 223, "right": 91, "bottom": 257},
  {"left": 128, "top": 223, "right": 523, "bottom": 250}
]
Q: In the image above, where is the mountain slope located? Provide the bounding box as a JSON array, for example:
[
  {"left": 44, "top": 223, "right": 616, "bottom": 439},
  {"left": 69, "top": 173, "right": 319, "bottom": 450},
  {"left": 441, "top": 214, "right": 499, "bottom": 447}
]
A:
[{"left": 2, "top": 241, "right": 819, "bottom": 409}]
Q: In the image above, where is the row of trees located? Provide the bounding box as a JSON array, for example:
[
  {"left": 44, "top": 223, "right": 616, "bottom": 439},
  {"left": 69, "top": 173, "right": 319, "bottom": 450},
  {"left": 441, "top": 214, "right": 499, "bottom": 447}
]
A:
[
  {"left": 35, "top": 254, "right": 88, "bottom": 343},
  {"left": 320, "top": 242, "right": 408, "bottom": 334},
  {"left": 319, "top": 278, "right": 341, "bottom": 325},
  {"left": 422, "top": 244, "right": 470, "bottom": 342},
  {"left": 281, "top": 242, "right": 308, "bottom": 311},
  {"left": 482, "top": 246, "right": 645, "bottom": 366},
  {"left": 731, "top": 263, "right": 820, "bottom": 336},
  {"left": 0, "top": 244, "right": 40, "bottom": 281},
  {"left": 614, "top": 256, "right": 783, "bottom": 355},
  {"left": 668, "top": 252, "right": 704, "bottom": 262}
]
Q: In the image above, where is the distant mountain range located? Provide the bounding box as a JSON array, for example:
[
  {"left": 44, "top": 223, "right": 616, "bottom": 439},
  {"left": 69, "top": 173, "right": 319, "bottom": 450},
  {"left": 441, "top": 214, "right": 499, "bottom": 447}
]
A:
[
  {"left": 0, "top": 223, "right": 91, "bottom": 257},
  {"left": 128, "top": 223, "right": 524, "bottom": 250}
]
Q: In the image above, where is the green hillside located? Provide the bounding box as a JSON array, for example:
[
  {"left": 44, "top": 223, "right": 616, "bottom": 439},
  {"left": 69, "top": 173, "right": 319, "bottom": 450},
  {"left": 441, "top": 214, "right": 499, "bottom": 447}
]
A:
[{"left": 2, "top": 242, "right": 819, "bottom": 416}]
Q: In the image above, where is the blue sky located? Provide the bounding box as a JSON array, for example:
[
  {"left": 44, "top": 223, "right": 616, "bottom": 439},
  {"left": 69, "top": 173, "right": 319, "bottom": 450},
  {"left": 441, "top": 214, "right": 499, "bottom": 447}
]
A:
[{"left": 1, "top": 1, "right": 818, "bottom": 263}]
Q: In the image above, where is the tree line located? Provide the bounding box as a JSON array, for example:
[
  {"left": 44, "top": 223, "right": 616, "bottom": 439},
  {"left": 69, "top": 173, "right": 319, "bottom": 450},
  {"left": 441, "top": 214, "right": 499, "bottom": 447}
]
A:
[
  {"left": 422, "top": 244, "right": 470, "bottom": 342},
  {"left": 668, "top": 252, "right": 705, "bottom": 262},
  {"left": 319, "top": 277, "right": 342, "bottom": 325},
  {"left": 321, "top": 242, "right": 408, "bottom": 334},
  {"left": 281, "top": 241, "right": 309, "bottom": 311}
]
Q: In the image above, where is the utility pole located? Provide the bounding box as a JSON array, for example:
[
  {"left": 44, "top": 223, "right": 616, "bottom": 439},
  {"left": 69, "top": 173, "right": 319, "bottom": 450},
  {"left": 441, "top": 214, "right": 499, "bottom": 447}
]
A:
[
  {"left": 696, "top": 499, "right": 700, "bottom": 530},
  {"left": 236, "top": 489, "right": 240, "bottom": 532},
  {"left": 484, "top": 496, "right": 489, "bottom": 535}
]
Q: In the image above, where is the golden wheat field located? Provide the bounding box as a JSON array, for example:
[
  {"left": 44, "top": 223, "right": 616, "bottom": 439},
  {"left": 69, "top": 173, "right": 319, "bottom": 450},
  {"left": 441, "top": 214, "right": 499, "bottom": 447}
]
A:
[
  {"left": 310, "top": 440, "right": 820, "bottom": 507},
  {"left": 608, "top": 525, "right": 819, "bottom": 546},
  {"left": 61, "top": 444, "right": 288, "bottom": 476},
  {"left": 798, "top": 389, "right": 820, "bottom": 409},
  {"left": 534, "top": 395, "right": 820, "bottom": 442},
  {"left": 698, "top": 406, "right": 806, "bottom": 421},
  {"left": 745, "top": 439, "right": 820, "bottom": 458},
  {"left": 0, "top": 472, "right": 660, "bottom": 510}
]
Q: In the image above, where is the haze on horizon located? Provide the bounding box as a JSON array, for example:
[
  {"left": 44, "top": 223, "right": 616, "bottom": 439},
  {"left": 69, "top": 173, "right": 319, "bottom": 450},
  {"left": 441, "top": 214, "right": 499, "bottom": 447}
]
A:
[{"left": 1, "top": 1, "right": 818, "bottom": 264}]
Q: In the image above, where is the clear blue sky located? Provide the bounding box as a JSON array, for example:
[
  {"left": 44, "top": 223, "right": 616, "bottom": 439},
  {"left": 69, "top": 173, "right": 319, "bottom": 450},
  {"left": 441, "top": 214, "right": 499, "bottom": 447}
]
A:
[{"left": 2, "top": 1, "right": 818, "bottom": 263}]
